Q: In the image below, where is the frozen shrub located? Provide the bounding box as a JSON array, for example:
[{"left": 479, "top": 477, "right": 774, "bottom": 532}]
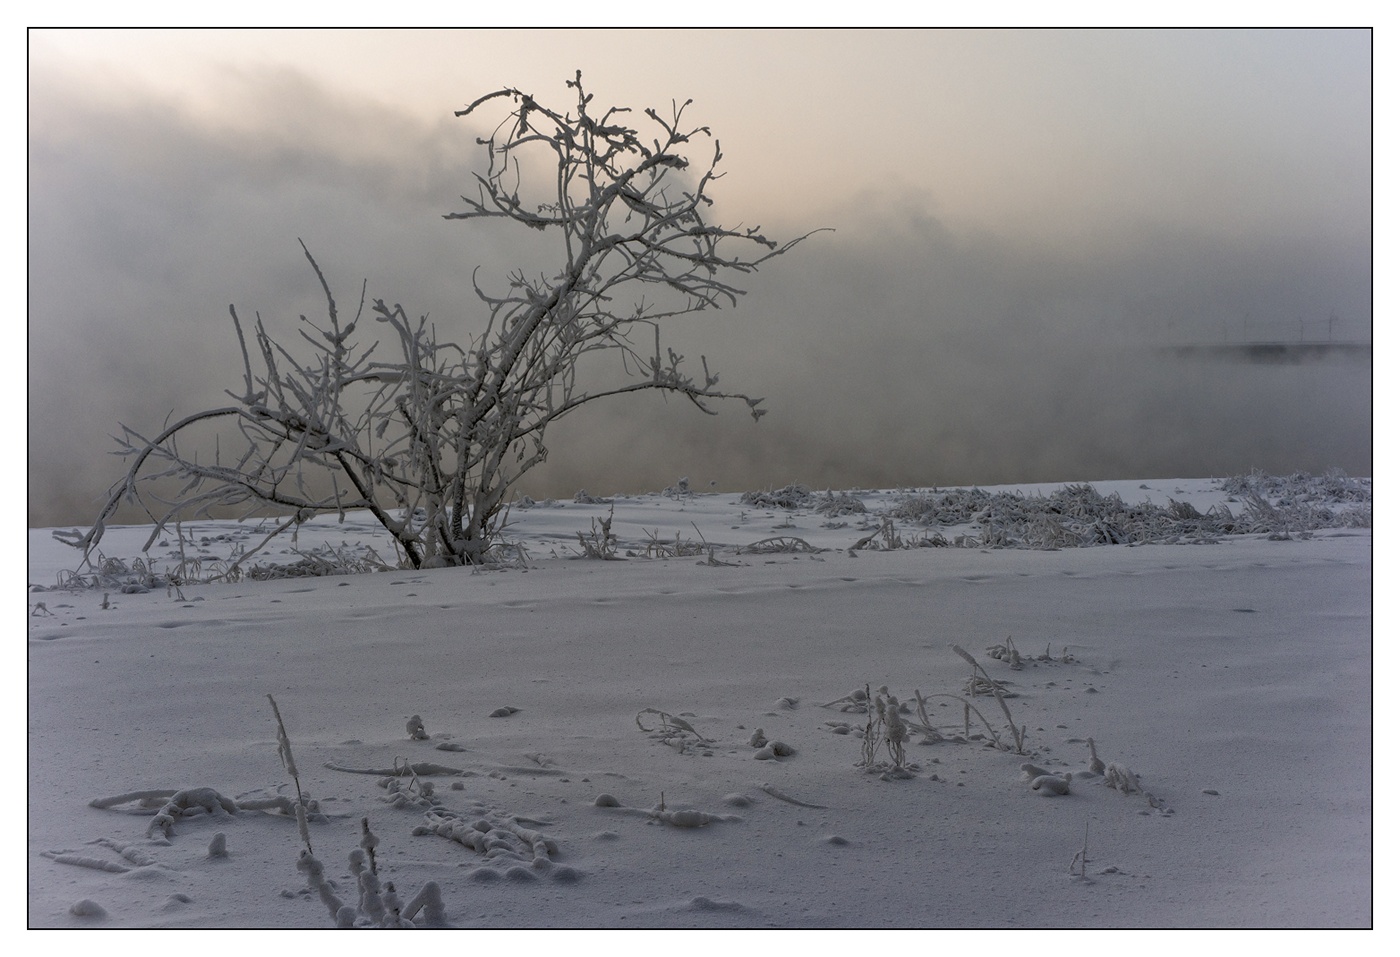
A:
[{"left": 75, "top": 72, "right": 814, "bottom": 570}]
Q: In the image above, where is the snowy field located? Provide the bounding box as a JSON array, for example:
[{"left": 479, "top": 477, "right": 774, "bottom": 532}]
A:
[{"left": 27, "top": 474, "right": 1371, "bottom": 929}]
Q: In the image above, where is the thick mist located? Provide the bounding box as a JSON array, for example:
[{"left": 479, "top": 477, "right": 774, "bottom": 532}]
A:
[{"left": 28, "top": 58, "right": 1371, "bottom": 528}]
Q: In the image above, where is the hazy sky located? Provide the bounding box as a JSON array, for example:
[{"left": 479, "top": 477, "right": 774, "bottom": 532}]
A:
[{"left": 27, "top": 28, "right": 1373, "bottom": 527}]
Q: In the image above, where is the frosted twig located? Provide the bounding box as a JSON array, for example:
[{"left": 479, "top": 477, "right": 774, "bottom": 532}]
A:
[
  {"left": 267, "top": 694, "right": 313, "bottom": 854},
  {"left": 758, "top": 783, "right": 828, "bottom": 809},
  {"left": 324, "top": 760, "right": 467, "bottom": 776},
  {"left": 1070, "top": 820, "right": 1090, "bottom": 878},
  {"left": 89, "top": 789, "right": 178, "bottom": 809},
  {"left": 41, "top": 851, "right": 130, "bottom": 873}
]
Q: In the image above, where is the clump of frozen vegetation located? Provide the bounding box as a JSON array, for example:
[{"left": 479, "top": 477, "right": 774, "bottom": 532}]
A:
[
  {"left": 1061, "top": 739, "right": 1171, "bottom": 813},
  {"left": 636, "top": 527, "right": 709, "bottom": 559},
  {"left": 72, "top": 71, "right": 813, "bottom": 571},
  {"left": 1218, "top": 469, "right": 1371, "bottom": 534},
  {"left": 298, "top": 818, "right": 449, "bottom": 928},
  {"left": 413, "top": 805, "right": 578, "bottom": 881},
  {"left": 663, "top": 477, "right": 695, "bottom": 502},
  {"left": 594, "top": 792, "right": 741, "bottom": 829},
  {"left": 740, "top": 484, "right": 814, "bottom": 510},
  {"left": 45, "top": 552, "right": 173, "bottom": 592},
  {"left": 244, "top": 542, "right": 396, "bottom": 580},
  {"left": 984, "top": 636, "right": 1076, "bottom": 668},
  {"left": 573, "top": 506, "right": 621, "bottom": 560},
  {"left": 267, "top": 697, "right": 451, "bottom": 926},
  {"left": 824, "top": 659, "right": 1031, "bottom": 781},
  {"left": 813, "top": 490, "right": 867, "bottom": 517},
  {"left": 824, "top": 685, "right": 926, "bottom": 779},
  {"left": 851, "top": 517, "right": 950, "bottom": 551},
  {"left": 635, "top": 708, "right": 714, "bottom": 755},
  {"left": 877, "top": 471, "right": 1369, "bottom": 549},
  {"left": 1219, "top": 468, "right": 1370, "bottom": 505}
]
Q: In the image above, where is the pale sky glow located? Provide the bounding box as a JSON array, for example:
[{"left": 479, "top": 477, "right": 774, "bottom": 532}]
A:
[
  {"left": 28, "top": 28, "right": 1370, "bottom": 243},
  {"left": 26, "top": 27, "right": 1373, "bottom": 526}
]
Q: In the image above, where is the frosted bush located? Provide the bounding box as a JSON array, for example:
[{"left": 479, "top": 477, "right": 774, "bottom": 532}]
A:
[
  {"left": 740, "top": 484, "right": 814, "bottom": 509},
  {"left": 74, "top": 73, "right": 812, "bottom": 571}
]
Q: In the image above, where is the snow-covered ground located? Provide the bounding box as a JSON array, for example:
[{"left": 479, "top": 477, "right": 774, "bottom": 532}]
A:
[{"left": 27, "top": 475, "right": 1371, "bottom": 929}]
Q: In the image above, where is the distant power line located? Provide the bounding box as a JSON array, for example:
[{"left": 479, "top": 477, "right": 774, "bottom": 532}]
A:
[{"left": 1221, "top": 311, "right": 1361, "bottom": 346}]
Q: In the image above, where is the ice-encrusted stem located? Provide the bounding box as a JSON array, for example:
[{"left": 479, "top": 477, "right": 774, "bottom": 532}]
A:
[{"left": 267, "top": 693, "right": 313, "bottom": 855}]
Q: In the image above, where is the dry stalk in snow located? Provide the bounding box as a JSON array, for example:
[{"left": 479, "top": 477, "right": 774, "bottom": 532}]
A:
[
  {"left": 1070, "top": 821, "right": 1090, "bottom": 879},
  {"left": 952, "top": 645, "right": 1026, "bottom": 752},
  {"left": 267, "top": 693, "right": 314, "bottom": 855}
]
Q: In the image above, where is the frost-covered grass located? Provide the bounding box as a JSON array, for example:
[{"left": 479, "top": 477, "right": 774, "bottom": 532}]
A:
[
  {"left": 26, "top": 474, "right": 1372, "bottom": 929},
  {"left": 880, "top": 471, "right": 1370, "bottom": 549},
  {"left": 40, "top": 471, "right": 1371, "bottom": 591}
]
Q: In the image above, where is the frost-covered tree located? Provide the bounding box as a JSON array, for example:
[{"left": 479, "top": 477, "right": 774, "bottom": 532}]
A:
[{"left": 76, "top": 72, "right": 812, "bottom": 569}]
